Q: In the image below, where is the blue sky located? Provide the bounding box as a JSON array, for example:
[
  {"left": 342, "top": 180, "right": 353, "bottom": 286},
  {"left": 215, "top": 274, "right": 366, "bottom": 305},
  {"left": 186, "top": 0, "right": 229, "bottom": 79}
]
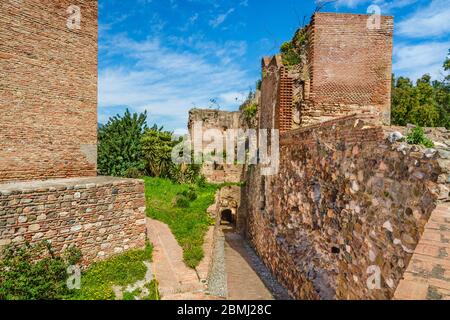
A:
[{"left": 98, "top": 0, "right": 450, "bottom": 132}]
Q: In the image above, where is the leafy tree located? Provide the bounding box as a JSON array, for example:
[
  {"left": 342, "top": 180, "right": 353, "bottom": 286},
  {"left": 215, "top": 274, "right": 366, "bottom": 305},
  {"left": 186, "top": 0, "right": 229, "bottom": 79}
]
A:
[
  {"left": 141, "top": 125, "right": 175, "bottom": 178},
  {"left": 391, "top": 50, "right": 450, "bottom": 129},
  {"left": 97, "top": 109, "right": 147, "bottom": 177}
]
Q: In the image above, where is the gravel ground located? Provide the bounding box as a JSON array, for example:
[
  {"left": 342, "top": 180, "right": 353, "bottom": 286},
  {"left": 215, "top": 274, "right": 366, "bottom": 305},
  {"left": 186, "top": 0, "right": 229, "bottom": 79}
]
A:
[{"left": 206, "top": 228, "right": 228, "bottom": 298}]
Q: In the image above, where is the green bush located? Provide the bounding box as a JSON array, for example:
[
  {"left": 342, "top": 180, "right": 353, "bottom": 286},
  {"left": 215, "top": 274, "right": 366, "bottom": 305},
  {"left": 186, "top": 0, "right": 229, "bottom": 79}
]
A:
[
  {"left": 280, "top": 27, "right": 307, "bottom": 67},
  {"left": 175, "top": 194, "right": 191, "bottom": 208},
  {"left": 0, "top": 242, "right": 81, "bottom": 300},
  {"left": 124, "top": 167, "right": 143, "bottom": 179},
  {"left": 391, "top": 51, "right": 450, "bottom": 129},
  {"left": 406, "top": 126, "right": 435, "bottom": 148},
  {"left": 243, "top": 103, "right": 258, "bottom": 122},
  {"left": 70, "top": 242, "right": 153, "bottom": 300},
  {"left": 169, "top": 163, "right": 202, "bottom": 184},
  {"left": 98, "top": 109, "right": 147, "bottom": 177},
  {"left": 141, "top": 126, "right": 175, "bottom": 178},
  {"left": 178, "top": 187, "right": 198, "bottom": 201},
  {"left": 196, "top": 175, "right": 207, "bottom": 187}
]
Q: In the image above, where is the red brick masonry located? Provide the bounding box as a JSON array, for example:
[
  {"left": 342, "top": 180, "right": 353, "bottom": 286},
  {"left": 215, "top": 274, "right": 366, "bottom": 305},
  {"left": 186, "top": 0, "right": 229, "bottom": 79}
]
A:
[{"left": 0, "top": 0, "right": 98, "bottom": 183}]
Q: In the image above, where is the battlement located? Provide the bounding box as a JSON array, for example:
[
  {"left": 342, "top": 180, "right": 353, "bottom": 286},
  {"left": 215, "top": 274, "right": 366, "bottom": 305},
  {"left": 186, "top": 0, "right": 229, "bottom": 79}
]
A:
[{"left": 261, "top": 12, "right": 393, "bottom": 132}]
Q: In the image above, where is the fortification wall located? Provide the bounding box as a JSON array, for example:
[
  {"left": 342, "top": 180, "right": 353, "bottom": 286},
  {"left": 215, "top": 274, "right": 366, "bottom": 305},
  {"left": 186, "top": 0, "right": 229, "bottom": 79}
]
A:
[
  {"left": 301, "top": 13, "right": 393, "bottom": 126},
  {"left": 0, "top": 0, "right": 98, "bottom": 183},
  {"left": 0, "top": 177, "right": 147, "bottom": 264},
  {"left": 243, "top": 115, "right": 448, "bottom": 299},
  {"left": 188, "top": 109, "right": 245, "bottom": 184}
]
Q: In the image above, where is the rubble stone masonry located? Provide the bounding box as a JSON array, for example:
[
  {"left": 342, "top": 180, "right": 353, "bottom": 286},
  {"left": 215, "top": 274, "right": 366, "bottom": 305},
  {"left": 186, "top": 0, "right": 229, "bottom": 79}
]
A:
[
  {"left": 0, "top": 0, "right": 98, "bottom": 182},
  {"left": 243, "top": 115, "right": 449, "bottom": 299},
  {"left": 0, "top": 177, "right": 147, "bottom": 264}
]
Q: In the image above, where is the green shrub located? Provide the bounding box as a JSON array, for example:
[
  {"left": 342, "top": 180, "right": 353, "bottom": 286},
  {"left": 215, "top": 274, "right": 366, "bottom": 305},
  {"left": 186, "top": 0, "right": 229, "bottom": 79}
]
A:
[
  {"left": 175, "top": 194, "right": 191, "bottom": 208},
  {"left": 406, "top": 126, "right": 435, "bottom": 148},
  {"left": 70, "top": 242, "right": 153, "bottom": 300},
  {"left": 141, "top": 126, "right": 175, "bottom": 178},
  {"left": 183, "top": 245, "right": 204, "bottom": 269},
  {"left": 124, "top": 167, "right": 143, "bottom": 179},
  {"left": 280, "top": 27, "right": 307, "bottom": 67},
  {"left": 98, "top": 109, "right": 147, "bottom": 177},
  {"left": 243, "top": 103, "right": 258, "bottom": 122},
  {"left": 196, "top": 175, "right": 207, "bottom": 187},
  {"left": 178, "top": 187, "right": 198, "bottom": 201},
  {"left": 0, "top": 241, "right": 81, "bottom": 300},
  {"left": 169, "top": 163, "right": 202, "bottom": 184},
  {"left": 280, "top": 41, "right": 293, "bottom": 54}
]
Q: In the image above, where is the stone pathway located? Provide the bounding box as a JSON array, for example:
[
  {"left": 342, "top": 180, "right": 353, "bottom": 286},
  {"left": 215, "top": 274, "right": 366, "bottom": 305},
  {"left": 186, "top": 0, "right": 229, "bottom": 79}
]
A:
[
  {"left": 223, "top": 226, "right": 291, "bottom": 300},
  {"left": 394, "top": 203, "right": 450, "bottom": 300},
  {"left": 147, "top": 218, "right": 289, "bottom": 300},
  {"left": 146, "top": 218, "right": 208, "bottom": 300}
]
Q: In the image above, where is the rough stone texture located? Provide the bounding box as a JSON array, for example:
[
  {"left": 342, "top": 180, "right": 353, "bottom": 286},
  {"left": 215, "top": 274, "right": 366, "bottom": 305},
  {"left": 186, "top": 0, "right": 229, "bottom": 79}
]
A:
[
  {"left": 200, "top": 164, "right": 244, "bottom": 184},
  {"left": 188, "top": 109, "right": 246, "bottom": 183},
  {"left": 0, "top": 0, "right": 98, "bottom": 183},
  {"left": 0, "top": 177, "right": 147, "bottom": 264},
  {"left": 243, "top": 115, "right": 448, "bottom": 300}
]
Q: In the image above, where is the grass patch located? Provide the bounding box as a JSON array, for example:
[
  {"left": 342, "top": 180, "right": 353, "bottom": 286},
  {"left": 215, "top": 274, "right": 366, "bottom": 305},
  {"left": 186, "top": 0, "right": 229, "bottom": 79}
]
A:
[
  {"left": 144, "top": 177, "right": 219, "bottom": 268},
  {"left": 70, "top": 242, "right": 157, "bottom": 300},
  {"left": 406, "top": 126, "right": 435, "bottom": 148}
]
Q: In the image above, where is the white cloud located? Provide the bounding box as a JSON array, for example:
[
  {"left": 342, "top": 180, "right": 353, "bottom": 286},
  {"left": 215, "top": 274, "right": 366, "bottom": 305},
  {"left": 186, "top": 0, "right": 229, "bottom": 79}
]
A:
[
  {"left": 393, "top": 41, "right": 450, "bottom": 80},
  {"left": 209, "top": 8, "right": 235, "bottom": 28},
  {"left": 326, "top": 0, "right": 417, "bottom": 11},
  {"left": 397, "top": 0, "right": 450, "bottom": 38},
  {"left": 98, "top": 34, "right": 253, "bottom": 131}
]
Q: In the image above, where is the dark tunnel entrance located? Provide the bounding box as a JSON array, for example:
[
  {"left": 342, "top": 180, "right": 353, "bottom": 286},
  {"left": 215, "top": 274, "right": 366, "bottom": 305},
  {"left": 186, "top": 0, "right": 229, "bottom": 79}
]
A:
[{"left": 221, "top": 209, "right": 234, "bottom": 225}]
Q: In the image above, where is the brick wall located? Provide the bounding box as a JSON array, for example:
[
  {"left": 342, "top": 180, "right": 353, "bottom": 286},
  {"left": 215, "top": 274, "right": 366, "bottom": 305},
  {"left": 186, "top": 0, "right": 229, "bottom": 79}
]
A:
[
  {"left": 0, "top": 177, "right": 147, "bottom": 264},
  {"left": 243, "top": 115, "right": 448, "bottom": 299},
  {"left": 0, "top": 0, "right": 98, "bottom": 183},
  {"left": 302, "top": 13, "right": 393, "bottom": 126}
]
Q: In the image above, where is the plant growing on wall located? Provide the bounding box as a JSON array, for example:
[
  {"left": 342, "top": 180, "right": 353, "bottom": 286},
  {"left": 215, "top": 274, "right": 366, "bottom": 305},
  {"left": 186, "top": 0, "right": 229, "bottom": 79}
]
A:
[
  {"left": 406, "top": 126, "right": 434, "bottom": 148},
  {"left": 243, "top": 103, "right": 258, "bottom": 122},
  {"left": 97, "top": 109, "right": 147, "bottom": 177},
  {"left": 280, "top": 27, "right": 308, "bottom": 67}
]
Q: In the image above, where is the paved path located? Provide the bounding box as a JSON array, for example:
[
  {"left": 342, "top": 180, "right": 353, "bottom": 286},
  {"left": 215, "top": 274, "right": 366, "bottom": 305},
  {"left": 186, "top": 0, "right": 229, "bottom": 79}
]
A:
[
  {"left": 223, "top": 227, "right": 291, "bottom": 300},
  {"left": 147, "top": 218, "right": 288, "bottom": 300},
  {"left": 146, "top": 218, "right": 208, "bottom": 300},
  {"left": 395, "top": 203, "right": 450, "bottom": 300},
  {"left": 224, "top": 231, "right": 274, "bottom": 300}
]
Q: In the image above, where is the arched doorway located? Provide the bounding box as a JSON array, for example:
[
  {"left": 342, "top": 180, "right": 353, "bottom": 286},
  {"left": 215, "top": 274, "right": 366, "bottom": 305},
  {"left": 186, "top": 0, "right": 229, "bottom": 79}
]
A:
[{"left": 221, "top": 209, "right": 234, "bottom": 225}]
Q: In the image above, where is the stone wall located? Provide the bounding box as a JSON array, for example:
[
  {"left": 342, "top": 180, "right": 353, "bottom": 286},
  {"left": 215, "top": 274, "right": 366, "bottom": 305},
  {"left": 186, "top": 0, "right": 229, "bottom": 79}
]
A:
[
  {"left": 243, "top": 115, "right": 448, "bottom": 299},
  {"left": 0, "top": 0, "right": 98, "bottom": 183},
  {"left": 188, "top": 109, "right": 245, "bottom": 184},
  {"left": 0, "top": 177, "right": 147, "bottom": 264}
]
